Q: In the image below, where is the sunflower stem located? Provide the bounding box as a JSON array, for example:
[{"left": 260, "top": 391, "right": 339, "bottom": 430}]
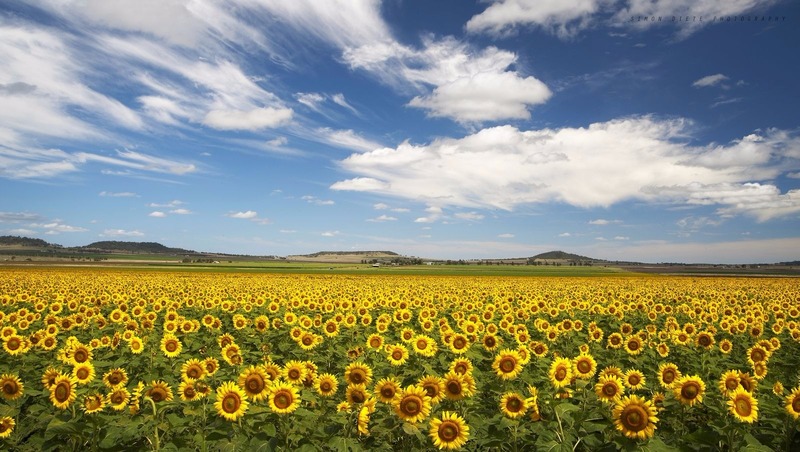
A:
[{"left": 146, "top": 396, "right": 160, "bottom": 452}]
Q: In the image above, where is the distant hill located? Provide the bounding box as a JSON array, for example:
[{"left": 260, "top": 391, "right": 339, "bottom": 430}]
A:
[
  {"left": 82, "top": 241, "right": 196, "bottom": 254},
  {"left": 302, "top": 250, "right": 399, "bottom": 257},
  {"left": 0, "top": 235, "right": 58, "bottom": 248},
  {"left": 531, "top": 251, "right": 599, "bottom": 261}
]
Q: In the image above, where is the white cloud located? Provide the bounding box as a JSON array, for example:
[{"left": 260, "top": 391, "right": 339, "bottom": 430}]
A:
[
  {"left": 332, "top": 116, "right": 800, "bottom": 221},
  {"left": 6, "top": 228, "right": 37, "bottom": 236},
  {"left": 148, "top": 200, "right": 183, "bottom": 208},
  {"left": 302, "top": 195, "right": 335, "bottom": 206},
  {"left": 316, "top": 128, "right": 383, "bottom": 152},
  {"left": 692, "top": 73, "right": 729, "bottom": 88},
  {"left": 591, "top": 237, "right": 800, "bottom": 264},
  {"left": 367, "top": 214, "right": 397, "bottom": 222},
  {"left": 101, "top": 228, "right": 144, "bottom": 237},
  {"left": 373, "top": 203, "right": 389, "bottom": 210},
  {"left": 466, "top": 0, "right": 601, "bottom": 38},
  {"left": 465, "top": 0, "right": 779, "bottom": 39},
  {"left": 498, "top": 233, "right": 515, "bottom": 238},
  {"left": 30, "top": 222, "right": 88, "bottom": 233},
  {"left": 99, "top": 191, "right": 138, "bottom": 197},
  {"left": 454, "top": 212, "right": 485, "bottom": 221},
  {"left": 558, "top": 232, "right": 572, "bottom": 237},
  {"left": 148, "top": 211, "right": 167, "bottom": 218},
  {"left": 266, "top": 137, "right": 288, "bottom": 147},
  {"left": 321, "top": 231, "right": 340, "bottom": 237},
  {"left": 614, "top": 236, "right": 629, "bottom": 241},
  {"left": 203, "top": 107, "right": 293, "bottom": 131},
  {"left": 331, "top": 93, "right": 358, "bottom": 115},
  {"left": 170, "top": 208, "right": 192, "bottom": 215},
  {"left": 226, "top": 210, "right": 258, "bottom": 219},
  {"left": 295, "top": 92, "right": 326, "bottom": 110},
  {"left": 589, "top": 219, "right": 621, "bottom": 225},
  {"left": 345, "top": 36, "right": 551, "bottom": 123},
  {"left": 279, "top": 229, "right": 296, "bottom": 233}
]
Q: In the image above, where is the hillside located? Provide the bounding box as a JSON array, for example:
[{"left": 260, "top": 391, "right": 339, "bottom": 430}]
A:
[
  {"left": 531, "top": 250, "right": 599, "bottom": 261},
  {"left": 82, "top": 241, "right": 196, "bottom": 254},
  {"left": 0, "top": 235, "right": 58, "bottom": 248}
]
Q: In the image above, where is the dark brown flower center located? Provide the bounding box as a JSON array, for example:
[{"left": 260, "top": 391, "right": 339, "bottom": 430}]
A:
[
  {"left": 621, "top": 405, "right": 648, "bottom": 431},
  {"left": 223, "top": 393, "right": 240, "bottom": 413},
  {"left": 55, "top": 382, "right": 70, "bottom": 402},
  {"left": 506, "top": 397, "right": 523, "bottom": 412},
  {"left": 247, "top": 375, "right": 264, "bottom": 393},
  {"left": 401, "top": 397, "right": 421, "bottom": 415},
  {"left": 734, "top": 397, "right": 751, "bottom": 416},
  {"left": 500, "top": 358, "right": 516, "bottom": 373},
  {"left": 274, "top": 391, "right": 291, "bottom": 409},
  {"left": 439, "top": 422, "right": 459, "bottom": 441},
  {"left": 681, "top": 382, "right": 700, "bottom": 399}
]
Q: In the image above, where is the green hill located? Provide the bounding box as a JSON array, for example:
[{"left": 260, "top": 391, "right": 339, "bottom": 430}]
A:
[
  {"left": 0, "top": 236, "right": 57, "bottom": 248},
  {"left": 532, "top": 251, "right": 599, "bottom": 261},
  {"left": 82, "top": 241, "right": 196, "bottom": 254}
]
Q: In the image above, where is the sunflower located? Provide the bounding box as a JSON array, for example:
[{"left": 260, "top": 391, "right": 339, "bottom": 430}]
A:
[
  {"left": 492, "top": 349, "right": 523, "bottom": 380},
  {"left": 375, "top": 377, "right": 401, "bottom": 403},
  {"left": 442, "top": 371, "right": 474, "bottom": 401},
  {"left": 595, "top": 375, "right": 625, "bottom": 404},
  {"left": 728, "top": 387, "right": 758, "bottom": 423},
  {"left": 50, "top": 374, "right": 78, "bottom": 409},
  {"left": 337, "top": 401, "right": 352, "bottom": 413},
  {"left": 0, "top": 374, "right": 23, "bottom": 400},
  {"left": 41, "top": 367, "right": 60, "bottom": 390},
  {"left": 482, "top": 333, "right": 499, "bottom": 351},
  {"left": 69, "top": 344, "right": 92, "bottom": 364},
  {"left": 746, "top": 345, "right": 770, "bottom": 366},
  {"left": 366, "top": 333, "right": 384, "bottom": 350},
  {"left": 393, "top": 385, "right": 431, "bottom": 424},
  {"left": 719, "top": 339, "right": 733, "bottom": 354},
  {"left": 418, "top": 375, "right": 445, "bottom": 404},
  {"left": 204, "top": 357, "right": 220, "bottom": 376},
  {"left": 718, "top": 370, "right": 740, "bottom": 397},
  {"left": 103, "top": 368, "right": 128, "bottom": 388},
  {"left": 268, "top": 381, "right": 300, "bottom": 414},
  {"left": 447, "top": 333, "right": 470, "bottom": 354},
  {"left": 612, "top": 395, "right": 658, "bottom": 440},
  {"left": 308, "top": 373, "right": 336, "bottom": 398},
  {"left": 656, "top": 342, "right": 670, "bottom": 358},
  {"left": 221, "top": 343, "right": 242, "bottom": 366},
  {"left": 107, "top": 386, "right": 131, "bottom": 410},
  {"left": 624, "top": 370, "right": 646, "bottom": 391},
  {"left": 531, "top": 341, "right": 548, "bottom": 358},
  {"left": 738, "top": 372, "right": 757, "bottom": 393},
  {"left": 181, "top": 359, "right": 206, "bottom": 382},
  {"left": 146, "top": 380, "right": 174, "bottom": 403},
  {"left": 412, "top": 335, "right": 438, "bottom": 357},
  {"left": 238, "top": 366, "right": 269, "bottom": 402},
  {"left": 344, "top": 362, "right": 373, "bottom": 386},
  {"left": 283, "top": 360, "right": 307, "bottom": 385},
  {"left": 429, "top": 411, "right": 470, "bottom": 450},
  {"left": 607, "top": 332, "right": 624, "bottom": 349},
  {"left": 214, "top": 381, "right": 249, "bottom": 421},
  {"left": 624, "top": 335, "right": 644, "bottom": 355},
  {"left": 0, "top": 414, "right": 13, "bottom": 439},
  {"left": 449, "top": 358, "right": 473, "bottom": 376},
  {"left": 346, "top": 383, "right": 369, "bottom": 405},
  {"left": 386, "top": 344, "right": 409, "bottom": 366},
  {"left": 263, "top": 362, "right": 281, "bottom": 382},
  {"left": 657, "top": 363, "right": 681, "bottom": 389},
  {"left": 83, "top": 393, "right": 106, "bottom": 414},
  {"left": 673, "top": 375, "right": 705, "bottom": 407},
  {"left": 773, "top": 381, "right": 785, "bottom": 396},
  {"left": 178, "top": 380, "right": 199, "bottom": 402},
  {"left": 72, "top": 363, "right": 96, "bottom": 385},
  {"left": 499, "top": 392, "right": 528, "bottom": 418},
  {"left": 549, "top": 357, "right": 573, "bottom": 389},
  {"left": 785, "top": 386, "right": 800, "bottom": 420},
  {"left": 695, "top": 331, "right": 715, "bottom": 350},
  {"left": 573, "top": 353, "right": 597, "bottom": 380},
  {"left": 129, "top": 336, "right": 144, "bottom": 354}
]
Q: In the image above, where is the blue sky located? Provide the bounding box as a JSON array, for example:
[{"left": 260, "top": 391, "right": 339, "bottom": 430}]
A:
[{"left": 1, "top": 0, "right": 799, "bottom": 263}]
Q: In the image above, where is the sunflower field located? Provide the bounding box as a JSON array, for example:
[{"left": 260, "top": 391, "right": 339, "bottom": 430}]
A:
[{"left": 0, "top": 268, "right": 799, "bottom": 451}]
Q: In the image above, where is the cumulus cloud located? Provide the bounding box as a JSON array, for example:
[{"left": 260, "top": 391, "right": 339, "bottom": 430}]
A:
[
  {"left": 148, "top": 211, "right": 166, "bottom": 218},
  {"left": 558, "top": 232, "right": 572, "bottom": 237},
  {"left": 367, "top": 214, "right": 397, "bottom": 222},
  {"left": 321, "top": 231, "right": 340, "bottom": 237},
  {"left": 345, "top": 36, "right": 551, "bottom": 124},
  {"left": 30, "top": 222, "right": 88, "bottom": 233},
  {"left": 466, "top": 0, "right": 601, "bottom": 38},
  {"left": 170, "top": 208, "right": 192, "bottom": 215},
  {"left": 100, "top": 228, "right": 143, "bottom": 237},
  {"left": 226, "top": 210, "right": 258, "bottom": 219},
  {"left": 332, "top": 116, "right": 800, "bottom": 221},
  {"left": 692, "top": 74, "right": 729, "bottom": 88}
]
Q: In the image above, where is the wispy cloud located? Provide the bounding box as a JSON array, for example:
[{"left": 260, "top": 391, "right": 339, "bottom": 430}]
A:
[
  {"left": 100, "top": 228, "right": 143, "bottom": 237},
  {"left": 99, "top": 191, "right": 138, "bottom": 197}
]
